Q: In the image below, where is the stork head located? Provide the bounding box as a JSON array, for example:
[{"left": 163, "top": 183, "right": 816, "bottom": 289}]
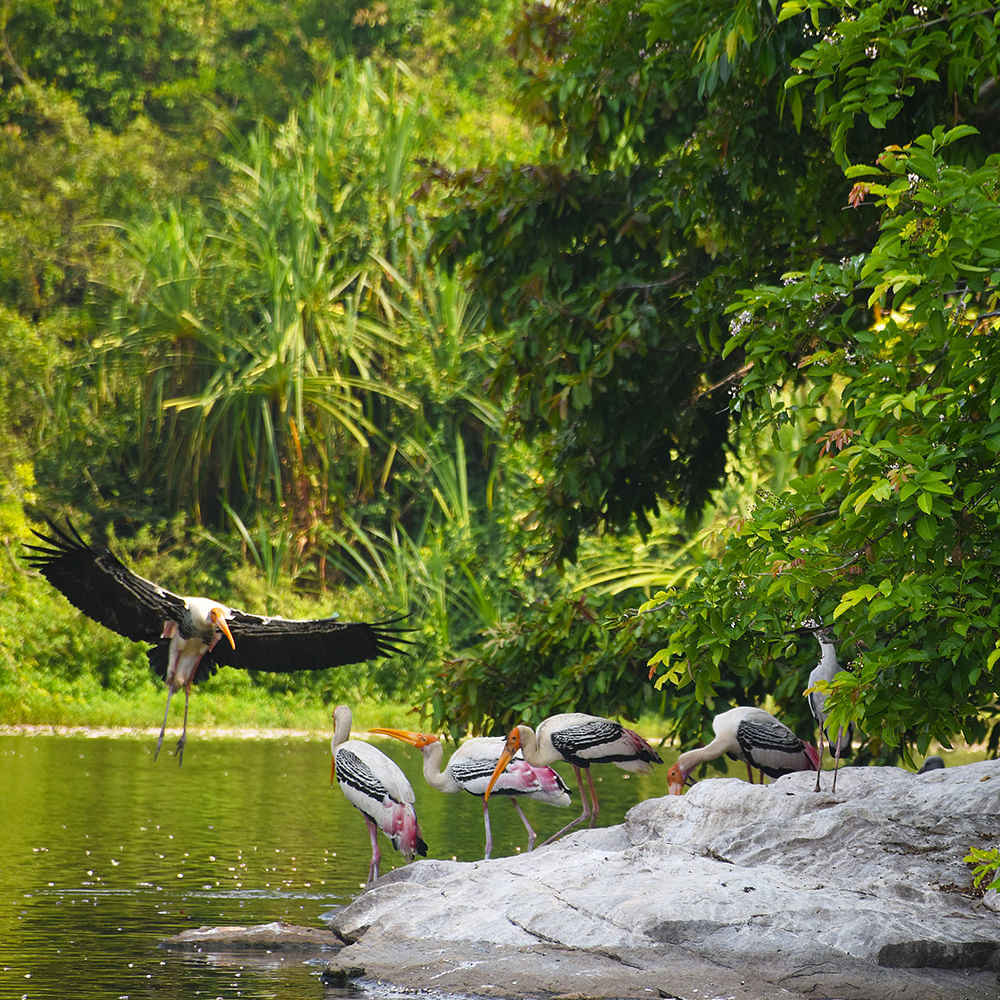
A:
[
  {"left": 209, "top": 605, "right": 236, "bottom": 649},
  {"left": 668, "top": 762, "right": 694, "bottom": 795},
  {"left": 484, "top": 726, "right": 522, "bottom": 803},
  {"left": 368, "top": 728, "right": 440, "bottom": 751},
  {"left": 792, "top": 618, "right": 833, "bottom": 641}
]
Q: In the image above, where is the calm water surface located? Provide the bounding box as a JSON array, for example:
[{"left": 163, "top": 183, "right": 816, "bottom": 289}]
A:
[{"left": 0, "top": 730, "right": 677, "bottom": 1000}]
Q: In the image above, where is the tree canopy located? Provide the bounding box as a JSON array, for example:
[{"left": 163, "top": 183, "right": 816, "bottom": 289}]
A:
[
  {"left": 3, "top": 0, "right": 1000, "bottom": 785},
  {"left": 430, "top": 0, "right": 1000, "bottom": 751}
]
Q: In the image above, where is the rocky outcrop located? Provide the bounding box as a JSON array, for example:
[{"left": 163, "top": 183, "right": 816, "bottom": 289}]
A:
[{"left": 325, "top": 759, "right": 1000, "bottom": 1000}]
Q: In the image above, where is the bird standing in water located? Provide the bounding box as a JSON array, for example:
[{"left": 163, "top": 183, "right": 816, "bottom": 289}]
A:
[
  {"left": 369, "top": 727, "right": 571, "bottom": 858},
  {"left": 668, "top": 705, "right": 819, "bottom": 793},
  {"left": 485, "top": 712, "right": 662, "bottom": 844},
  {"left": 331, "top": 706, "right": 427, "bottom": 886}
]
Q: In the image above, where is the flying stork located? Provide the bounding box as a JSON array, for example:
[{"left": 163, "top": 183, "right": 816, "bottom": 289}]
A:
[
  {"left": 24, "top": 519, "right": 410, "bottom": 764},
  {"left": 668, "top": 705, "right": 819, "bottom": 793},
  {"left": 798, "top": 622, "right": 854, "bottom": 793},
  {"left": 368, "top": 727, "right": 571, "bottom": 858},
  {"left": 484, "top": 712, "right": 663, "bottom": 844},
  {"left": 331, "top": 706, "right": 427, "bottom": 886}
]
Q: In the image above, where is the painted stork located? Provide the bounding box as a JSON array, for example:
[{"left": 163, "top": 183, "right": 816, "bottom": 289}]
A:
[
  {"left": 24, "top": 519, "right": 410, "bottom": 764},
  {"left": 799, "top": 623, "right": 853, "bottom": 793},
  {"left": 668, "top": 705, "right": 819, "bottom": 793},
  {"left": 368, "top": 728, "right": 571, "bottom": 858},
  {"left": 331, "top": 706, "right": 427, "bottom": 886},
  {"left": 484, "top": 713, "right": 662, "bottom": 844}
]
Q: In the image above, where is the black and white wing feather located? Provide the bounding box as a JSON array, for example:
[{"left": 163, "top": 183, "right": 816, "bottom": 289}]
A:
[
  {"left": 212, "top": 611, "right": 412, "bottom": 672},
  {"left": 26, "top": 518, "right": 412, "bottom": 672},
  {"left": 24, "top": 519, "right": 187, "bottom": 641},
  {"left": 735, "top": 717, "right": 814, "bottom": 778}
]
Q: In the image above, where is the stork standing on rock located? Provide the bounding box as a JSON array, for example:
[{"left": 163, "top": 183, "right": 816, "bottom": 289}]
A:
[
  {"left": 668, "top": 705, "right": 819, "bottom": 793},
  {"left": 24, "top": 519, "right": 410, "bottom": 764},
  {"left": 331, "top": 706, "right": 427, "bottom": 886},
  {"left": 484, "top": 713, "right": 663, "bottom": 844},
  {"left": 368, "top": 728, "right": 572, "bottom": 858},
  {"left": 798, "top": 622, "right": 854, "bottom": 793}
]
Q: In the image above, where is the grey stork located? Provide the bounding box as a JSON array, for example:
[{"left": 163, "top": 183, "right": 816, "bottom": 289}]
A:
[
  {"left": 331, "top": 706, "right": 427, "bottom": 885},
  {"left": 24, "top": 519, "right": 410, "bottom": 764},
  {"left": 484, "top": 712, "right": 662, "bottom": 844},
  {"left": 799, "top": 623, "right": 854, "bottom": 792},
  {"left": 368, "top": 727, "right": 571, "bottom": 858}
]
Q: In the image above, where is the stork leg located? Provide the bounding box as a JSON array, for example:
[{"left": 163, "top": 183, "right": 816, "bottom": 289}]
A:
[
  {"left": 814, "top": 731, "right": 824, "bottom": 793},
  {"left": 363, "top": 815, "right": 381, "bottom": 886},
  {"left": 539, "top": 766, "right": 589, "bottom": 846},
  {"left": 174, "top": 683, "right": 193, "bottom": 767},
  {"left": 511, "top": 799, "right": 538, "bottom": 852},
  {"left": 831, "top": 727, "right": 844, "bottom": 793},
  {"left": 745, "top": 760, "right": 755, "bottom": 784},
  {"left": 154, "top": 685, "right": 175, "bottom": 761},
  {"left": 482, "top": 799, "right": 494, "bottom": 860},
  {"left": 584, "top": 769, "right": 600, "bottom": 828}
]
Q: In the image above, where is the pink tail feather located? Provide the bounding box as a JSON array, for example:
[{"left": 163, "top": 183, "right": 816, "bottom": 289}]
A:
[{"left": 385, "top": 801, "right": 428, "bottom": 859}]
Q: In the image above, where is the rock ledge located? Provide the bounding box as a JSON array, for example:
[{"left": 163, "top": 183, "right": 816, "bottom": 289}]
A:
[{"left": 325, "top": 759, "right": 1000, "bottom": 1000}]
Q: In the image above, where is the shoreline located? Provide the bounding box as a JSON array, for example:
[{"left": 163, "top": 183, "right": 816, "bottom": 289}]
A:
[
  {"left": 0, "top": 723, "right": 327, "bottom": 740},
  {"left": 1, "top": 723, "right": 987, "bottom": 758}
]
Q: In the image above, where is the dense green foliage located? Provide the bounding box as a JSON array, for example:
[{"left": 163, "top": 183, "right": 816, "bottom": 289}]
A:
[
  {"left": 637, "top": 1, "right": 1000, "bottom": 759},
  {"left": 2, "top": 0, "right": 999, "bottom": 870}
]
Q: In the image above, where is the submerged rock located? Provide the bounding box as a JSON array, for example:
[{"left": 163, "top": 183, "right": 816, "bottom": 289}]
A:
[
  {"left": 325, "top": 759, "right": 1000, "bottom": 1000},
  {"left": 164, "top": 919, "right": 339, "bottom": 952}
]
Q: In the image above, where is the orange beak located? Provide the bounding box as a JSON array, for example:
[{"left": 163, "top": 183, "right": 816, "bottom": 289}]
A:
[
  {"left": 368, "top": 727, "right": 438, "bottom": 750},
  {"left": 484, "top": 728, "right": 521, "bottom": 803},
  {"left": 668, "top": 763, "right": 692, "bottom": 795},
  {"left": 210, "top": 607, "right": 236, "bottom": 649}
]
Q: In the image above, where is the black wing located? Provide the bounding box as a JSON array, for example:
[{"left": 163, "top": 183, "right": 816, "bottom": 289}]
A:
[
  {"left": 736, "top": 718, "right": 808, "bottom": 778},
  {"left": 24, "top": 519, "right": 187, "bottom": 642},
  {"left": 211, "top": 612, "right": 413, "bottom": 672}
]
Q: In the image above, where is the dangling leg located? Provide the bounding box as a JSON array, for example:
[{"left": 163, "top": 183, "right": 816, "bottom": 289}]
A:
[
  {"left": 539, "top": 766, "right": 588, "bottom": 846},
  {"left": 363, "top": 815, "right": 381, "bottom": 886},
  {"left": 482, "top": 799, "right": 494, "bottom": 860},
  {"left": 155, "top": 685, "right": 175, "bottom": 761},
  {"left": 511, "top": 799, "right": 537, "bottom": 852},
  {"left": 174, "top": 682, "right": 193, "bottom": 766}
]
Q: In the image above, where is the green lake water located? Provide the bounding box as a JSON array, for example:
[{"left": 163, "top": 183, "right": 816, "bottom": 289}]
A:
[
  {"left": 0, "top": 729, "right": 677, "bottom": 999},
  {"left": 1, "top": 727, "right": 971, "bottom": 999}
]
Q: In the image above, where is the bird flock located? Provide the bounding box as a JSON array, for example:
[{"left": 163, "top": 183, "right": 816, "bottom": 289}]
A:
[{"left": 25, "top": 517, "right": 943, "bottom": 888}]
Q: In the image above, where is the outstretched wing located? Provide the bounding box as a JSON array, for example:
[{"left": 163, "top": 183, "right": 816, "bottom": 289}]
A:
[
  {"left": 212, "top": 612, "right": 413, "bottom": 672},
  {"left": 24, "top": 519, "right": 187, "bottom": 642}
]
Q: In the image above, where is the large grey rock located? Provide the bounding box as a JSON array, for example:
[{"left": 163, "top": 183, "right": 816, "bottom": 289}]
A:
[{"left": 326, "top": 759, "right": 1000, "bottom": 999}]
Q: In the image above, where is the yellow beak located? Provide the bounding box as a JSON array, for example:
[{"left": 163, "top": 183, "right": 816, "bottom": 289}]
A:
[
  {"left": 485, "top": 728, "right": 523, "bottom": 802},
  {"left": 210, "top": 607, "right": 236, "bottom": 649},
  {"left": 368, "top": 727, "right": 424, "bottom": 746}
]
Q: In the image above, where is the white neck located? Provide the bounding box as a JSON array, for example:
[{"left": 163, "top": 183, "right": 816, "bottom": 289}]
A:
[
  {"left": 815, "top": 635, "right": 840, "bottom": 674},
  {"left": 332, "top": 706, "right": 352, "bottom": 751},
  {"left": 514, "top": 725, "right": 553, "bottom": 767},
  {"left": 676, "top": 734, "right": 731, "bottom": 775},
  {"left": 420, "top": 740, "right": 456, "bottom": 792}
]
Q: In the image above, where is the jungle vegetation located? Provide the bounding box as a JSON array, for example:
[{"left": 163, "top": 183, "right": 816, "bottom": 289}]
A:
[{"left": 2, "top": 0, "right": 999, "bottom": 802}]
